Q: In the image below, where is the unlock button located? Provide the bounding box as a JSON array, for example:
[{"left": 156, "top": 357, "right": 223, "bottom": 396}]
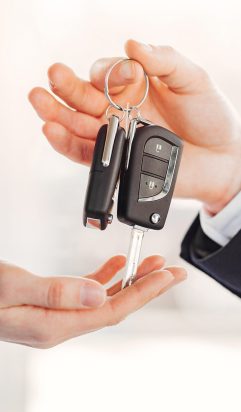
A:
[{"left": 139, "top": 174, "right": 164, "bottom": 199}]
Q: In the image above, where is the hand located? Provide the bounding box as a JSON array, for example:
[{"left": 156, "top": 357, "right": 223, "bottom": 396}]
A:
[
  {"left": 0, "top": 256, "right": 186, "bottom": 348},
  {"left": 29, "top": 39, "right": 241, "bottom": 215}
]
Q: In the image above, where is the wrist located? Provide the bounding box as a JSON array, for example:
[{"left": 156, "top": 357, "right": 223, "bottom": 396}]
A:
[{"left": 203, "top": 147, "right": 241, "bottom": 216}]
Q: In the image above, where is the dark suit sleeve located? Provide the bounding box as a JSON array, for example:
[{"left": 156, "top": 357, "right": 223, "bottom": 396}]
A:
[{"left": 181, "top": 215, "right": 241, "bottom": 298}]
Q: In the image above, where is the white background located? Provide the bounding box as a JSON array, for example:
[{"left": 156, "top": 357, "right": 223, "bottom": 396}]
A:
[{"left": 1, "top": 0, "right": 241, "bottom": 411}]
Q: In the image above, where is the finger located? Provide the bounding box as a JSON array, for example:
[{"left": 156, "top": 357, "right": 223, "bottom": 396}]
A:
[
  {"left": 104, "top": 270, "right": 175, "bottom": 326},
  {"left": 53, "top": 269, "right": 176, "bottom": 341},
  {"left": 0, "top": 263, "right": 106, "bottom": 310},
  {"left": 48, "top": 63, "right": 107, "bottom": 116},
  {"left": 12, "top": 267, "right": 186, "bottom": 348},
  {"left": 106, "top": 266, "right": 187, "bottom": 325},
  {"left": 136, "top": 255, "right": 165, "bottom": 278},
  {"left": 29, "top": 87, "right": 101, "bottom": 138},
  {"left": 118, "top": 267, "right": 187, "bottom": 310},
  {"left": 107, "top": 255, "right": 165, "bottom": 297},
  {"left": 163, "top": 266, "right": 188, "bottom": 284},
  {"left": 90, "top": 57, "right": 144, "bottom": 93},
  {"left": 125, "top": 39, "right": 210, "bottom": 93},
  {"left": 87, "top": 255, "right": 126, "bottom": 284},
  {"left": 42, "top": 122, "right": 94, "bottom": 165}
]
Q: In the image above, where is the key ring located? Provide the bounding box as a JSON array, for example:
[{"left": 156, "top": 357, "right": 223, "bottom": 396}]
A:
[
  {"left": 105, "top": 105, "right": 126, "bottom": 122},
  {"left": 104, "top": 58, "right": 149, "bottom": 111}
]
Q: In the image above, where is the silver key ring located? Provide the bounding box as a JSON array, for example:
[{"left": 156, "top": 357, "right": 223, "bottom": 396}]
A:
[
  {"left": 104, "top": 58, "right": 149, "bottom": 111},
  {"left": 105, "top": 105, "right": 126, "bottom": 122}
]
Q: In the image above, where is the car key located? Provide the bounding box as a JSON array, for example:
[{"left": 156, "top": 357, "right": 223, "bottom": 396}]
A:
[
  {"left": 83, "top": 57, "right": 183, "bottom": 289},
  {"left": 118, "top": 117, "right": 183, "bottom": 287},
  {"left": 83, "top": 114, "right": 126, "bottom": 230}
]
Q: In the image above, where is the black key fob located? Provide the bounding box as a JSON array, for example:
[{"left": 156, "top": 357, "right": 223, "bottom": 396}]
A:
[
  {"left": 83, "top": 123, "right": 126, "bottom": 230},
  {"left": 117, "top": 124, "right": 183, "bottom": 230}
]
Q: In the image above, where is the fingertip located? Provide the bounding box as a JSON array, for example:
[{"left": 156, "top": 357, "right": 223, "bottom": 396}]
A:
[
  {"left": 28, "top": 87, "right": 55, "bottom": 118},
  {"left": 165, "top": 266, "right": 188, "bottom": 282},
  {"left": 137, "top": 255, "right": 166, "bottom": 279},
  {"left": 28, "top": 87, "right": 44, "bottom": 106},
  {"left": 42, "top": 122, "right": 72, "bottom": 155},
  {"left": 106, "top": 255, "right": 127, "bottom": 271},
  {"left": 90, "top": 56, "right": 143, "bottom": 90},
  {"left": 42, "top": 122, "right": 56, "bottom": 140},
  {"left": 125, "top": 39, "right": 153, "bottom": 57},
  {"left": 146, "top": 254, "right": 166, "bottom": 265},
  {"left": 48, "top": 62, "right": 66, "bottom": 78},
  {"left": 42, "top": 121, "right": 67, "bottom": 138},
  {"left": 144, "top": 269, "right": 175, "bottom": 288},
  {"left": 132, "top": 269, "right": 175, "bottom": 298},
  {"left": 48, "top": 63, "right": 74, "bottom": 90},
  {"left": 143, "top": 254, "right": 166, "bottom": 269},
  {"left": 42, "top": 122, "right": 57, "bottom": 149},
  {"left": 124, "top": 38, "right": 137, "bottom": 54},
  {"left": 159, "top": 268, "right": 175, "bottom": 283}
]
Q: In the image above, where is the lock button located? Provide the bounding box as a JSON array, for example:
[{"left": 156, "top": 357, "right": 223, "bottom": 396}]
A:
[
  {"left": 139, "top": 174, "right": 164, "bottom": 199},
  {"left": 144, "top": 137, "right": 172, "bottom": 161}
]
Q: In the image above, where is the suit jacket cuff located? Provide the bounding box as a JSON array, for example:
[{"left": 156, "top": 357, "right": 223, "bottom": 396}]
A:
[{"left": 181, "top": 215, "right": 241, "bottom": 298}]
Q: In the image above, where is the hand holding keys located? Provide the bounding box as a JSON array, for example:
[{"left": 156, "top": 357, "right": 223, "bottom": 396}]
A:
[{"left": 83, "top": 59, "right": 183, "bottom": 288}]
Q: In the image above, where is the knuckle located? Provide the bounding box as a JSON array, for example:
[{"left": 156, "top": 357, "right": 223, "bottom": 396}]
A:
[{"left": 47, "top": 279, "right": 65, "bottom": 308}]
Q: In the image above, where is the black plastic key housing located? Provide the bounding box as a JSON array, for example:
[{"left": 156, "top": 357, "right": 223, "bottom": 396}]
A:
[
  {"left": 117, "top": 125, "right": 183, "bottom": 230},
  {"left": 83, "top": 124, "right": 126, "bottom": 230}
]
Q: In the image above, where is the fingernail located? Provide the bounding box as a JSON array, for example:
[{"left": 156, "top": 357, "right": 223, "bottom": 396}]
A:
[
  {"left": 161, "top": 271, "right": 175, "bottom": 285},
  {"left": 139, "top": 42, "right": 153, "bottom": 52},
  {"left": 165, "top": 268, "right": 188, "bottom": 284},
  {"left": 120, "top": 61, "right": 135, "bottom": 79},
  {"left": 80, "top": 284, "right": 106, "bottom": 308},
  {"left": 175, "top": 270, "right": 188, "bottom": 283},
  {"left": 49, "top": 80, "right": 55, "bottom": 89}
]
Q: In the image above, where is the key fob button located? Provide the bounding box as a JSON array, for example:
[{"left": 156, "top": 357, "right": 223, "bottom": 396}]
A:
[
  {"left": 144, "top": 137, "right": 172, "bottom": 160},
  {"left": 139, "top": 174, "right": 164, "bottom": 199},
  {"left": 142, "top": 155, "right": 168, "bottom": 178}
]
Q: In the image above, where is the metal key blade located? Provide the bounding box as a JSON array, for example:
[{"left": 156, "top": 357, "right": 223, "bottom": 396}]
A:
[{"left": 122, "top": 226, "right": 147, "bottom": 288}]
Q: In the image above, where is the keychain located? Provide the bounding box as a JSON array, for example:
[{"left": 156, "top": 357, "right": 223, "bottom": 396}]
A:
[{"left": 83, "top": 58, "right": 183, "bottom": 287}]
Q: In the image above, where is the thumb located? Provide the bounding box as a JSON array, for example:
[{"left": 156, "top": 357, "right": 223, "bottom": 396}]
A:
[
  {"left": 90, "top": 56, "right": 144, "bottom": 92},
  {"left": 0, "top": 263, "right": 106, "bottom": 310},
  {"left": 125, "top": 39, "right": 210, "bottom": 92}
]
